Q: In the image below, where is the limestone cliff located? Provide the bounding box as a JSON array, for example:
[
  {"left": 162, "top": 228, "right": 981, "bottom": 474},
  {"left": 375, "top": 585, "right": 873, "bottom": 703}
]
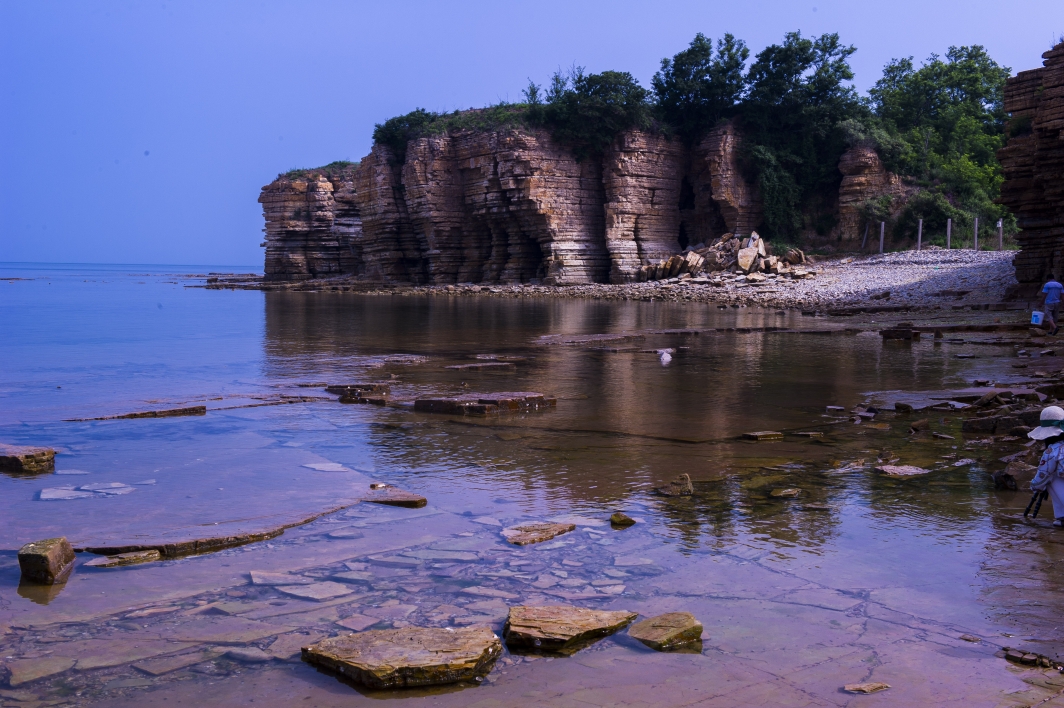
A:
[
  {"left": 259, "top": 164, "right": 361, "bottom": 281},
  {"left": 998, "top": 42, "right": 1064, "bottom": 285},
  {"left": 260, "top": 125, "right": 763, "bottom": 284},
  {"left": 836, "top": 145, "right": 913, "bottom": 243}
]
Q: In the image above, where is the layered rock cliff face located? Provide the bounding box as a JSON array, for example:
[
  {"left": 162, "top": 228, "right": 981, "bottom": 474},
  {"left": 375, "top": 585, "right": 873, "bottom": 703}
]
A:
[
  {"left": 836, "top": 145, "right": 913, "bottom": 243},
  {"left": 259, "top": 165, "right": 362, "bottom": 281},
  {"left": 998, "top": 42, "right": 1064, "bottom": 285},
  {"left": 261, "top": 123, "right": 762, "bottom": 284}
]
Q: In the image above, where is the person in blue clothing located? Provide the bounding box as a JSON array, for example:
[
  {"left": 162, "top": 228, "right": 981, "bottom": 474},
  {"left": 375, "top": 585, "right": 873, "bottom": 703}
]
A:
[
  {"left": 1029, "top": 406, "right": 1064, "bottom": 526},
  {"left": 1040, "top": 274, "right": 1063, "bottom": 335}
]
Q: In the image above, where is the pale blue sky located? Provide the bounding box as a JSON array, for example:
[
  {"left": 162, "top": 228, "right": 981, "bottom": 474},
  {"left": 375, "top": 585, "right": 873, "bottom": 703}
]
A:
[{"left": 1, "top": 0, "right": 1061, "bottom": 266}]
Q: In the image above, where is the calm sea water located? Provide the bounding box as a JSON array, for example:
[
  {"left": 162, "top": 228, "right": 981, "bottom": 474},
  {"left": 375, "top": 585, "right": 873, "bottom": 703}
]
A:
[{"left": 0, "top": 263, "right": 1047, "bottom": 706}]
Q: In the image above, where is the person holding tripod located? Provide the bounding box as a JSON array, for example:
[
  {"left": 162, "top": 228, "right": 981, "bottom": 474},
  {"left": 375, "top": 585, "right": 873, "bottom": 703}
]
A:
[{"left": 1028, "top": 406, "right": 1064, "bottom": 526}]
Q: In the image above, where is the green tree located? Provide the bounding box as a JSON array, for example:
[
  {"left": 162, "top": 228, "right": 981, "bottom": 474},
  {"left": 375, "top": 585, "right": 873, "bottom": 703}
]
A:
[
  {"left": 529, "top": 68, "right": 652, "bottom": 160},
  {"left": 652, "top": 33, "right": 749, "bottom": 143},
  {"left": 740, "top": 32, "right": 863, "bottom": 240}
]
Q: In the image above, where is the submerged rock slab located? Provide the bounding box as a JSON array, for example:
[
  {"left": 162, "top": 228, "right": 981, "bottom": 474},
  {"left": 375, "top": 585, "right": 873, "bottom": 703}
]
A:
[
  {"left": 5, "top": 656, "right": 77, "bottom": 686},
  {"left": 362, "top": 484, "right": 427, "bottom": 508},
  {"left": 504, "top": 605, "right": 637, "bottom": 655},
  {"left": 875, "top": 464, "right": 930, "bottom": 477},
  {"left": 627, "top": 612, "right": 703, "bottom": 650},
  {"left": 66, "top": 406, "right": 207, "bottom": 422},
  {"left": 18, "top": 537, "right": 75, "bottom": 584},
  {"left": 276, "top": 582, "right": 354, "bottom": 601},
  {"left": 301, "top": 626, "right": 502, "bottom": 689},
  {"left": 844, "top": 682, "right": 890, "bottom": 694},
  {"left": 742, "top": 431, "right": 784, "bottom": 441},
  {"left": 502, "top": 522, "right": 575, "bottom": 546},
  {"left": 84, "top": 550, "right": 161, "bottom": 568},
  {"left": 0, "top": 444, "right": 55, "bottom": 474}
]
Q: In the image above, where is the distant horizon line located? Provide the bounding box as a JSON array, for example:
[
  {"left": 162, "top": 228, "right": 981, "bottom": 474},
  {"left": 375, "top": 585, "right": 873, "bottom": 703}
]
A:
[{"left": 0, "top": 261, "right": 262, "bottom": 271}]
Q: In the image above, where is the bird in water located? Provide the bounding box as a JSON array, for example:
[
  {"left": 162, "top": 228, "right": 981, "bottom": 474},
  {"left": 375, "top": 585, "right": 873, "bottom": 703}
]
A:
[{"left": 657, "top": 348, "right": 675, "bottom": 366}]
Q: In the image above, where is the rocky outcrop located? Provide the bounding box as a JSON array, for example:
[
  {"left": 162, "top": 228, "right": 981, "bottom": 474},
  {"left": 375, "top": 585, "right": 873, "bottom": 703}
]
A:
[
  {"left": 836, "top": 145, "right": 912, "bottom": 242},
  {"left": 259, "top": 164, "right": 362, "bottom": 281},
  {"left": 998, "top": 42, "right": 1064, "bottom": 285},
  {"left": 260, "top": 126, "right": 766, "bottom": 284}
]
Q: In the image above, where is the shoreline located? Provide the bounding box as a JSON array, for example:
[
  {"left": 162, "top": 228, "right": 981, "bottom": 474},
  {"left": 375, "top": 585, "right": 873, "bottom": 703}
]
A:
[{"left": 211, "top": 250, "right": 1025, "bottom": 313}]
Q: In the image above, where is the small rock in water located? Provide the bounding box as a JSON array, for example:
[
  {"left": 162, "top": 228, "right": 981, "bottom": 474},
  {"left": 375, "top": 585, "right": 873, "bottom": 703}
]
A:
[
  {"left": 501, "top": 522, "right": 575, "bottom": 546},
  {"left": 655, "top": 474, "right": 694, "bottom": 496},
  {"left": 302, "top": 626, "right": 502, "bottom": 689},
  {"left": 742, "top": 431, "right": 783, "bottom": 441},
  {"left": 225, "top": 647, "right": 274, "bottom": 663},
  {"left": 19, "top": 537, "right": 76, "bottom": 584},
  {"left": 84, "top": 550, "right": 161, "bottom": 568},
  {"left": 894, "top": 402, "right": 914, "bottom": 412},
  {"left": 627, "top": 612, "right": 703, "bottom": 651},
  {"left": 959, "top": 634, "right": 980, "bottom": 642},
  {"left": 609, "top": 512, "right": 636, "bottom": 528},
  {"left": 362, "top": 484, "right": 427, "bottom": 508},
  {"left": 843, "top": 682, "right": 890, "bottom": 694},
  {"left": 909, "top": 419, "right": 931, "bottom": 432},
  {"left": 875, "top": 465, "right": 930, "bottom": 477},
  {"left": 770, "top": 488, "right": 801, "bottom": 498},
  {"left": 504, "top": 605, "right": 637, "bottom": 655},
  {"left": 0, "top": 444, "right": 56, "bottom": 473}
]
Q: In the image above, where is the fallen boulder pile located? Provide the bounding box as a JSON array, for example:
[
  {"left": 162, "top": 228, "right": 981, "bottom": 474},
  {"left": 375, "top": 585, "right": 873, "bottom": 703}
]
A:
[{"left": 637, "top": 232, "right": 810, "bottom": 282}]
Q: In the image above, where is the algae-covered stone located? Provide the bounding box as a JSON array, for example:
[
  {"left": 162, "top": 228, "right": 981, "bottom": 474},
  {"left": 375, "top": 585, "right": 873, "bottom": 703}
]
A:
[
  {"left": 0, "top": 444, "right": 56, "bottom": 474},
  {"left": 875, "top": 464, "right": 930, "bottom": 477},
  {"left": 655, "top": 474, "right": 693, "bottom": 496},
  {"left": 610, "top": 512, "right": 636, "bottom": 528},
  {"left": 301, "top": 626, "right": 502, "bottom": 688},
  {"left": 504, "top": 605, "right": 637, "bottom": 655},
  {"left": 502, "top": 522, "right": 575, "bottom": 546},
  {"left": 627, "top": 612, "right": 703, "bottom": 650},
  {"left": 18, "top": 537, "right": 75, "bottom": 584},
  {"left": 84, "top": 550, "right": 161, "bottom": 568}
]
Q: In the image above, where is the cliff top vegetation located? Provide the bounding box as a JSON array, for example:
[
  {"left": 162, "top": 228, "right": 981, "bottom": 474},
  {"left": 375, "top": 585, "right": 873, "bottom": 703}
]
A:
[
  {"left": 281, "top": 160, "right": 360, "bottom": 181},
  {"left": 369, "top": 31, "right": 1013, "bottom": 244}
]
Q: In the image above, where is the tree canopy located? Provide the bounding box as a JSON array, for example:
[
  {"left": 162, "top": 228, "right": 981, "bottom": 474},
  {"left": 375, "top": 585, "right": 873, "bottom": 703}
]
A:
[{"left": 371, "top": 32, "right": 1014, "bottom": 245}]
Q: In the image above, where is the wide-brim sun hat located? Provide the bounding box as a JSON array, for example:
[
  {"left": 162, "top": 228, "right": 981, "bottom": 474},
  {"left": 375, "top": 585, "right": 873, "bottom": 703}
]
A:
[{"left": 1029, "top": 405, "right": 1064, "bottom": 440}]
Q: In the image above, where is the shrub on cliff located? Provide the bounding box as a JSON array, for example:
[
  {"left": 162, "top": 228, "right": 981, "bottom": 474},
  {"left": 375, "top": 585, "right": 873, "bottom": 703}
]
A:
[
  {"left": 372, "top": 105, "right": 530, "bottom": 163},
  {"left": 526, "top": 68, "right": 653, "bottom": 161}
]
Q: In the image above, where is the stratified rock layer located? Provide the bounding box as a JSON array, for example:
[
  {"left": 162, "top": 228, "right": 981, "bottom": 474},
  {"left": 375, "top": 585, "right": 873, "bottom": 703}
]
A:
[
  {"left": 261, "top": 126, "right": 764, "bottom": 284},
  {"left": 836, "top": 146, "right": 913, "bottom": 243},
  {"left": 999, "top": 42, "right": 1064, "bottom": 285},
  {"left": 504, "top": 605, "right": 637, "bottom": 655},
  {"left": 259, "top": 164, "right": 362, "bottom": 281}
]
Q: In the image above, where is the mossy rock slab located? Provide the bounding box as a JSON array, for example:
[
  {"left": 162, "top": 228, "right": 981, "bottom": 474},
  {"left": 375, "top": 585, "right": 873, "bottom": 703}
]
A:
[{"left": 302, "top": 626, "right": 501, "bottom": 688}]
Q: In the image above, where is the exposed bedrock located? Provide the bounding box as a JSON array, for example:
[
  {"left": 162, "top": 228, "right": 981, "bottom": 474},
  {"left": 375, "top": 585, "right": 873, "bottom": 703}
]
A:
[
  {"left": 998, "top": 42, "right": 1064, "bottom": 285},
  {"left": 260, "top": 126, "right": 765, "bottom": 284},
  {"left": 836, "top": 145, "right": 914, "bottom": 243}
]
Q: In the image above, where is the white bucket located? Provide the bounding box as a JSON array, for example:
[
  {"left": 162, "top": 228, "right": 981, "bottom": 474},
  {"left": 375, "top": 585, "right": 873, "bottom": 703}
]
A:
[{"left": 1032, "top": 311, "right": 1045, "bottom": 325}]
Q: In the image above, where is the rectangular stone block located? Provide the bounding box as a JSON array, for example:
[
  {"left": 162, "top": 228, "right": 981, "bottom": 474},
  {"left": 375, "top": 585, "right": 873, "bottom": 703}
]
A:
[
  {"left": 18, "top": 537, "right": 76, "bottom": 584},
  {"left": 0, "top": 444, "right": 56, "bottom": 474}
]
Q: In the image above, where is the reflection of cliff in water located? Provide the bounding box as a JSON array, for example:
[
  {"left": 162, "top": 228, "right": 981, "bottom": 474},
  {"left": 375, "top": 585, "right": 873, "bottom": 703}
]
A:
[{"left": 262, "top": 293, "right": 994, "bottom": 555}]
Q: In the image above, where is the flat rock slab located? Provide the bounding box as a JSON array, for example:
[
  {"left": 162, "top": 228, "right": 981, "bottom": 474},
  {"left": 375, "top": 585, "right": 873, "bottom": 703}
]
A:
[
  {"left": 18, "top": 537, "right": 75, "bottom": 584},
  {"left": 743, "top": 431, "right": 784, "bottom": 441},
  {"left": 336, "top": 614, "right": 379, "bottom": 632},
  {"left": 504, "top": 605, "right": 637, "bottom": 655},
  {"left": 362, "top": 485, "right": 427, "bottom": 508},
  {"left": 844, "top": 682, "right": 890, "bottom": 694},
  {"left": 276, "top": 582, "right": 354, "bottom": 601},
  {"left": 0, "top": 444, "right": 55, "bottom": 473},
  {"left": 160, "top": 617, "right": 288, "bottom": 645},
  {"left": 770, "top": 488, "right": 801, "bottom": 498},
  {"left": 502, "top": 522, "right": 575, "bottom": 546},
  {"left": 876, "top": 464, "right": 931, "bottom": 477},
  {"left": 84, "top": 550, "right": 161, "bottom": 568},
  {"left": 302, "top": 626, "right": 502, "bottom": 689},
  {"left": 133, "top": 649, "right": 221, "bottom": 676},
  {"left": 627, "top": 612, "right": 703, "bottom": 650},
  {"left": 250, "top": 570, "right": 315, "bottom": 586},
  {"left": 69, "top": 406, "right": 207, "bottom": 421},
  {"left": 5, "top": 656, "right": 76, "bottom": 686},
  {"left": 267, "top": 632, "right": 327, "bottom": 660}
]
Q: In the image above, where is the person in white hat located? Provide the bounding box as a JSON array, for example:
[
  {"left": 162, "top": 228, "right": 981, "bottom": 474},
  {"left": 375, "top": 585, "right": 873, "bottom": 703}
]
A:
[{"left": 1029, "top": 406, "right": 1064, "bottom": 525}]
